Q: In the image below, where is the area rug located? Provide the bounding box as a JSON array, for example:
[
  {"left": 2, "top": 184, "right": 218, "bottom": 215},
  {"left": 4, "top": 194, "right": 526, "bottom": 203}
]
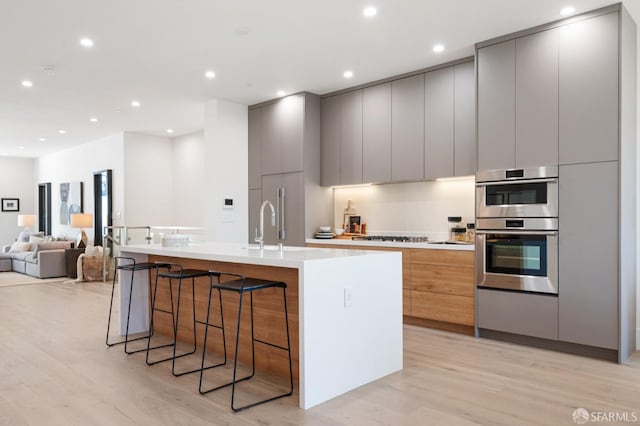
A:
[{"left": 0, "top": 272, "right": 68, "bottom": 288}]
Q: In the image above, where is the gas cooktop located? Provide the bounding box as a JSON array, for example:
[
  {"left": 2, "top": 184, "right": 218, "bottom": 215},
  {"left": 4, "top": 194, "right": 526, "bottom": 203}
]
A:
[{"left": 351, "top": 235, "right": 430, "bottom": 243}]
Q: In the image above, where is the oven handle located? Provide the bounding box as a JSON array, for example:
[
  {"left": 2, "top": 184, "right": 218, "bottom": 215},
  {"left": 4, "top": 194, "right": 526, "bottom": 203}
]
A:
[
  {"left": 476, "top": 178, "right": 558, "bottom": 187},
  {"left": 476, "top": 230, "right": 558, "bottom": 236}
]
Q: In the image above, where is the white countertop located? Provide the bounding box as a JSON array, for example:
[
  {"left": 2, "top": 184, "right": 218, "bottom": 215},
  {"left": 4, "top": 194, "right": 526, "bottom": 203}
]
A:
[
  {"left": 305, "top": 238, "right": 475, "bottom": 251},
  {"left": 120, "top": 242, "right": 395, "bottom": 268}
]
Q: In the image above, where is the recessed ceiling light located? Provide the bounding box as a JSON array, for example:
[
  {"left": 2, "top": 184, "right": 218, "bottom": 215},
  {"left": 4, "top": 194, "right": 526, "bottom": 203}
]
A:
[
  {"left": 343, "top": 70, "right": 354, "bottom": 79},
  {"left": 131, "top": 100, "right": 141, "bottom": 107},
  {"left": 363, "top": 6, "right": 377, "bottom": 17},
  {"left": 167, "top": 129, "right": 174, "bottom": 134},
  {"left": 17, "top": 146, "right": 25, "bottom": 150},
  {"left": 433, "top": 44, "right": 445, "bottom": 53},
  {"left": 560, "top": 6, "right": 576, "bottom": 16},
  {"left": 58, "top": 129, "right": 66, "bottom": 134},
  {"left": 205, "top": 70, "right": 216, "bottom": 79},
  {"left": 21, "top": 80, "right": 33, "bottom": 87},
  {"left": 277, "top": 90, "right": 286, "bottom": 97},
  {"left": 39, "top": 138, "right": 46, "bottom": 142},
  {"left": 89, "top": 117, "right": 98, "bottom": 123},
  {"left": 80, "top": 37, "right": 94, "bottom": 47}
]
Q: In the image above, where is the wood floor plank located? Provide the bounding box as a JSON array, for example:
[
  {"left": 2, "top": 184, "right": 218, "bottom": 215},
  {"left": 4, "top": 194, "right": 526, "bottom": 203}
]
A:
[{"left": 0, "top": 277, "right": 638, "bottom": 425}]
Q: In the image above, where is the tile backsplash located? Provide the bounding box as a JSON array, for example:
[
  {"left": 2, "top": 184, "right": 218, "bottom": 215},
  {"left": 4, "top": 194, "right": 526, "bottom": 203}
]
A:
[{"left": 333, "top": 178, "right": 475, "bottom": 240}]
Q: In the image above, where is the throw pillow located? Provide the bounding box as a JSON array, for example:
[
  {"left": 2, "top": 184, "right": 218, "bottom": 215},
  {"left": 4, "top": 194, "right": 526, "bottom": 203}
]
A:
[
  {"left": 29, "top": 236, "right": 45, "bottom": 245},
  {"left": 9, "top": 242, "right": 32, "bottom": 253},
  {"left": 17, "top": 231, "right": 29, "bottom": 243}
]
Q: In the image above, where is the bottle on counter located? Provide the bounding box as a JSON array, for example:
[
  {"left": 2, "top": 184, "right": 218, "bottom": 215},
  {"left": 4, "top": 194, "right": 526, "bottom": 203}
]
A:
[
  {"left": 448, "top": 216, "right": 463, "bottom": 241},
  {"left": 466, "top": 223, "right": 475, "bottom": 242}
]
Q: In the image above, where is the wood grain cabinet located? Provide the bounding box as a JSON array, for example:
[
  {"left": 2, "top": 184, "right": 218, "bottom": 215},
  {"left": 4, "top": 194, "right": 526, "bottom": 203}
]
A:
[{"left": 409, "top": 249, "right": 475, "bottom": 327}]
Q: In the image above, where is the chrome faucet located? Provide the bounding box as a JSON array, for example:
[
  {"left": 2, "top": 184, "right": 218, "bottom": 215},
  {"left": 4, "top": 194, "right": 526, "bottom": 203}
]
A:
[{"left": 255, "top": 200, "right": 276, "bottom": 250}]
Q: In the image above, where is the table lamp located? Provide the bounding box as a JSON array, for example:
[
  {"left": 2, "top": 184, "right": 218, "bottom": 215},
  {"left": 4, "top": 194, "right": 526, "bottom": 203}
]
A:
[
  {"left": 70, "top": 213, "right": 93, "bottom": 248},
  {"left": 17, "top": 214, "right": 36, "bottom": 231}
]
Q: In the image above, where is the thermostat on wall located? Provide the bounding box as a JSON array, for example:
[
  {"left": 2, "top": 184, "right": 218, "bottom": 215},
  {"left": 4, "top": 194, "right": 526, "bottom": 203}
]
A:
[{"left": 223, "top": 198, "right": 234, "bottom": 209}]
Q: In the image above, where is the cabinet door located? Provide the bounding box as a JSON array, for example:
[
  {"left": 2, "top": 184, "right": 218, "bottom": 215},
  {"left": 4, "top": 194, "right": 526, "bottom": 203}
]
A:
[
  {"left": 559, "top": 162, "right": 618, "bottom": 349},
  {"left": 516, "top": 29, "right": 559, "bottom": 168},
  {"left": 454, "top": 61, "right": 476, "bottom": 176},
  {"left": 425, "top": 67, "right": 454, "bottom": 179},
  {"left": 261, "top": 174, "right": 281, "bottom": 245},
  {"left": 261, "top": 103, "right": 281, "bottom": 175},
  {"left": 280, "top": 94, "right": 304, "bottom": 173},
  {"left": 391, "top": 74, "right": 425, "bottom": 181},
  {"left": 281, "top": 172, "right": 305, "bottom": 246},
  {"left": 559, "top": 12, "right": 618, "bottom": 164},
  {"left": 248, "top": 108, "right": 262, "bottom": 189},
  {"left": 477, "top": 40, "right": 515, "bottom": 171},
  {"left": 340, "top": 90, "right": 363, "bottom": 185},
  {"left": 248, "top": 189, "right": 262, "bottom": 243},
  {"left": 363, "top": 83, "right": 392, "bottom": 183},
  {"left": 320, "top": 96, "right": 341, "bottom": 186}
]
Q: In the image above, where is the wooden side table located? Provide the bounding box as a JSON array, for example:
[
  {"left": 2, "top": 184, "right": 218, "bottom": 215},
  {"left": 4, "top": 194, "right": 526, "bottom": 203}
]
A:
[{"left": 65, "top": 248, "right": 85, "bottom": 278}]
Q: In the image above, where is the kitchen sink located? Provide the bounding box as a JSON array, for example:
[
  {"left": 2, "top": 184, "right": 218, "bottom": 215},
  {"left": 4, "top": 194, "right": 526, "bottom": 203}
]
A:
[{"left": 243, "top": 245, "right": 305, "bottom": 252}]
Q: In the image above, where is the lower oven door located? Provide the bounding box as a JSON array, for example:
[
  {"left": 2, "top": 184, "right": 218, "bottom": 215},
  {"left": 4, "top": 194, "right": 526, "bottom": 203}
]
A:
[{"left": 476, "top": 230, "right": 558, "bottom": 294}]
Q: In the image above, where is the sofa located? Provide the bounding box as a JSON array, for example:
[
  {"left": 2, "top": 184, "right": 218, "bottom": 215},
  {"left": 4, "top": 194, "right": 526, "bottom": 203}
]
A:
[{"left": 2, "top": 232, "right": 74, "bottom": 278}]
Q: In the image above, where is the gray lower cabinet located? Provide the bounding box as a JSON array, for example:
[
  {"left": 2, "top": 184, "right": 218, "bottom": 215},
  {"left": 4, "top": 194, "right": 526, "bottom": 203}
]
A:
[
  {"left": 558, "top": 161, "right": 619, "bottom": 350},
  {"left": 477, "top": 40, "right": 515, "bottom": 171},
  {"left": 260, "top": 95, "right": 305, "bottom": 175},
  {"left": 320, "top": 96, "right": 341, "bottom": 186},
  {"left": 363, "top": 83, "right": 392, "bottom": 183},
  {"left": 340, "top": 90, "right": 363, "bottom": 185},
  {"left": 515, "top": 28, "right": 559, "bottom": 168},
  {"left": 477, "top": 288, "right": 559, "bottom": 340},
  {"left": 453, "top": 61, "right": 476, "bottom": 176},
  {"left": 261, "top": 172, "right": 305, "bottom": 246},
  {"left": 248, "top": 189, "right": 261, "bottom": 243},
  {"left": 559, "top": 12, "right": 619, "bottom": 165},
  {"left": 425, "top": 67, "right": 454, "bottom": 179},
  {"left": 391, "top": 74, "right": 425, "bottom": 181},
  {"left": 248, "top": 109, "right": 262, "bottom": 190}
]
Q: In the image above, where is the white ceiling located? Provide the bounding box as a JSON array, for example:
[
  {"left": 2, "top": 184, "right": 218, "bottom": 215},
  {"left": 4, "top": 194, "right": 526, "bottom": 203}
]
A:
[{"left": 0, "top": 0, "right": 629, "bottom": 158}]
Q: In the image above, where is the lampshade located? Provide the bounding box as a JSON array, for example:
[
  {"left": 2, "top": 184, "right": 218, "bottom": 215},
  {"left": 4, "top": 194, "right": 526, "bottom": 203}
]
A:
[
  {"left": 17, "top": 214, "right": 36, "bottom": 228},
  {"left": 70, "top": 213, "right": 93, "bottom": 228}
]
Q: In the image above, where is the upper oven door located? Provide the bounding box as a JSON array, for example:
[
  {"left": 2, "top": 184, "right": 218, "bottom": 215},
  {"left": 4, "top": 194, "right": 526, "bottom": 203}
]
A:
[{"left": 476, "top": 178, "right": 558, "bottom": 218}]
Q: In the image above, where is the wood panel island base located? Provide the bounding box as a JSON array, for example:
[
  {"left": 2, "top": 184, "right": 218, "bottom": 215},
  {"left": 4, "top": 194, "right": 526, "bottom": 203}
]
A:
[{"left": 118, "top": 243, "right": 403, "bottom": 409}]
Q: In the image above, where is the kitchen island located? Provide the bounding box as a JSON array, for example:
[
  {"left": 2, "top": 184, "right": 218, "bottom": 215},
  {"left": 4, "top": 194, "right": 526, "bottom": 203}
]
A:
[{"left": 118, "top": 242, "right": 402, "bottom": 409}]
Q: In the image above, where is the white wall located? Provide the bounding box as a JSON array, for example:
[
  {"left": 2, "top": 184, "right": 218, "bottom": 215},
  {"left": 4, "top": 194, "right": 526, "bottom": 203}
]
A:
[
  {"left": 0, "top": 157, "right": 36, "bottom": 244},
  {"left": 171, "top": 130, "right": 206, "bottom": 227},
  {"left": 203, "top": 99, "right": 248, "bottom": 243},
  {"left": 333, "top": 178, "right": 475, "bottom": 240},
  {"left": 123, "top": 132, "right": 174, "bottom": 227},
  {"left": 36, "top": 133, "right": 125, "bottom": 242}
]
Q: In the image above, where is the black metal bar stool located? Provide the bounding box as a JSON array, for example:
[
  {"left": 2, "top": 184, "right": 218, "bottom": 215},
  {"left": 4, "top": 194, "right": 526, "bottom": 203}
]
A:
[
  {"left": 146, "top": 263, "right": 226, "bottom": 377},
  {"left": 199, "top": 271, "right": 293, "bottom": 412},
  {"left": 106, "top": 257, "right": 171, "bottom": 354}
]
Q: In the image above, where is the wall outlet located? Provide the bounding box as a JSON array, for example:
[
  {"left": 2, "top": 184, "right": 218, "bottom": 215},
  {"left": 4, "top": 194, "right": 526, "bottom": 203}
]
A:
[{"left": 344, "top": 287, "right": 353, "bottom": 308}]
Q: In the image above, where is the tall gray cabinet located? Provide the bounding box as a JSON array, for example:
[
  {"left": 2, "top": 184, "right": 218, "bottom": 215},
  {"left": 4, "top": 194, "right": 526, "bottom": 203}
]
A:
[
  {"left": 248, "top": 93, "right": 332, "bottom": 246},
  {"left": 475, "top": 4, "right": 636, "bottom": 363}
]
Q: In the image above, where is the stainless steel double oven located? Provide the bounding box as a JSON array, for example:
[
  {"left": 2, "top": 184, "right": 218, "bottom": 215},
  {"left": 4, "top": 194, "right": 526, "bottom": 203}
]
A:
[{"left": 475, "top": 166, "right": 559, "bottom": 294}]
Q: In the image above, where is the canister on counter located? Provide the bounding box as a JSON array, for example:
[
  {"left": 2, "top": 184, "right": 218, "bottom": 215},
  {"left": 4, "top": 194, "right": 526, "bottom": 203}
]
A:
[
  {"left": 466, "top": 223, "right": 475, "bottom": 242},
  {"left": 448, "top": 216, "right": 463, "bottom": 241}
]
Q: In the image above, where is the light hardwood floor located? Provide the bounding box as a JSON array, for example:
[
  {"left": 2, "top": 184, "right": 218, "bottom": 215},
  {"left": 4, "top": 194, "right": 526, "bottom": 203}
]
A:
[{"left": 0, "top": 279, "right": 639, "bottom": 425}]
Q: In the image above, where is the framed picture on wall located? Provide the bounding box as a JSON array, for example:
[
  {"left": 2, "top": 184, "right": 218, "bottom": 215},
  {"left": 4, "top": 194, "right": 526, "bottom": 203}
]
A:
[
  {"left": 1, "top": 198, "right": 19, "bottom": 212},
  {"left": 59, "top": 182, "right": 83, "bottom": 225}
]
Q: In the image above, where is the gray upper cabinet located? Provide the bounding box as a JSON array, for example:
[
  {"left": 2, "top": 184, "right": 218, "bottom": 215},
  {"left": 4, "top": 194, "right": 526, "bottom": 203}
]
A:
[
  {"left": 477, "top": 40, "right": 516, "bottom": 171},
  {"left": 248, "top": 188, "right": 261, "bottom": 243},
  {"left": 320, "top": 96, "right": 341, "bottom": 186},
  {"left": 260, "top": 95, "right": 305, "bottom": 175},
  {"left": 261, "top": 102, "right": 281, "bottom": 176},
  {"left": 248, "top": 108, "right": 262, "bottom": 189},
  {"left": 340, "top": 90, "right": 363, "bottom": 185},
  {"left": 363, "top": 83, "right": 392, "bottom": 183},
  {"left": 559, "top": 12, "right": 619, "bottom": 165},
  {"left": 515, "top": 28, "right": 559, "bottom": 168},
  {"left": 425, "top": 67, "right": 454, "bottom": 179},
  {"left": 559, "top": 162, "right": 619, "bottom": 349},
  {"left": 391, "top": 74, "right": 425, "bottom": 181},
  {"left": 453, "top": 61, "right": 476, "bottom": 176}
]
